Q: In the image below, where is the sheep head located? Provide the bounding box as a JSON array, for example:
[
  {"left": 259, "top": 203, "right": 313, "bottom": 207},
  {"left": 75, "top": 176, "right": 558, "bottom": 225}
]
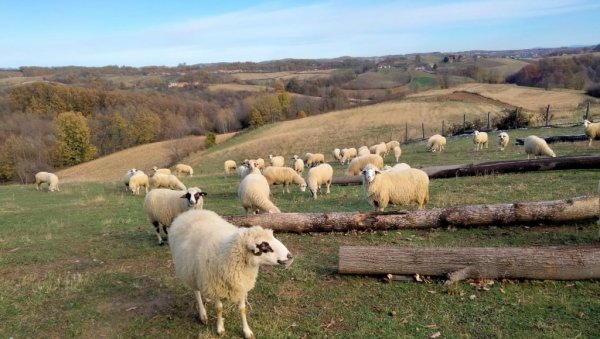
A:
[
  {"left": 361, "top": 165, "right": 381, "bottom": 184},
  {"left": 180, "top": 187, "right": 207, "bottom": 207},
  {"left": 245, "top": 226, "right": 293, "bottom": 267}
]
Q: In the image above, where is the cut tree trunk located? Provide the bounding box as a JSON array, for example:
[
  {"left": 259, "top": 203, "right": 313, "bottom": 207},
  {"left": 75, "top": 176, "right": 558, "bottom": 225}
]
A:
[
  {"left": 331, "top": 155, "right": 600, "bottom": 184},
  {"left": 515, "top": 134, "right": 589, "bottom": 145},
  {"left": 224, "top": 196, "right": 598, "bottom": 233},
  {"left": 338, "top": 245, "right": 600, "bottom": 281}
]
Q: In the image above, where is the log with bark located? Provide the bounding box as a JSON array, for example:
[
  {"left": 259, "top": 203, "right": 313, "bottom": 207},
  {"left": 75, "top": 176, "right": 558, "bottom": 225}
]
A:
[
  {"left": 331, "top": 155, "right": 600, "bottom": 185},
  {"left": 338, "top": 245, "right": 600, "bottom": 281},
  {"left": 515, "top": 134, "right": 589, "bottom": 145},
  {"left": 224, "top": 196, "right": 598, "bottom": 233}
]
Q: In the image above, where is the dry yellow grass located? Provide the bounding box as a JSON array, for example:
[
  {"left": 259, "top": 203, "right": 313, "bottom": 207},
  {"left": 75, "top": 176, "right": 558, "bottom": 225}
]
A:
[
  {"left": 232, "top": 70, "right": 332, "bottom": 81},
  {"left": 207, "top": 83, "right": 270, "bottom": 93}
]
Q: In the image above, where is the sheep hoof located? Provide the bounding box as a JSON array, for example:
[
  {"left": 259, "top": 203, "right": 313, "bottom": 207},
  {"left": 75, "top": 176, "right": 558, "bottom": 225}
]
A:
[{"left": 244, "top": 330, "right": 255, "bottom": 339}]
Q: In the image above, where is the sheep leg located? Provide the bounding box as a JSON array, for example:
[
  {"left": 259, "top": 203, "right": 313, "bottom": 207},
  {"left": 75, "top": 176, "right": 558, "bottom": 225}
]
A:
[
  {"left": 194, "top": 291, "right": 208, "bottom": 324},
  {"left": 238, "top": 298, "right": 254, "bottom": 339},
  {"left": 216, "top": 299, "right": 225, "bottom": 336},
  {"left": 325, "top": 180, "right": 331, "bottom": 194},
  {"left": 152, "top": 221, "right": 164, "bottom": 245}
]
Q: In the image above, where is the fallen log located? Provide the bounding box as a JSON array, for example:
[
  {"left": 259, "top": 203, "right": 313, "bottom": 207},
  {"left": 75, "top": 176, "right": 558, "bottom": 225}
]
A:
[
  {"left": 224, "top": 196, "right": 598, "bottom": 233},
  {"left": 338, "top": 245, "right": 600, "bottom": 281},
  {"left": 515, "top": 134, "right": 588, "bottom": 145},
  {"left": 331, "top": 155, "right": 600, "bottom": 185}
]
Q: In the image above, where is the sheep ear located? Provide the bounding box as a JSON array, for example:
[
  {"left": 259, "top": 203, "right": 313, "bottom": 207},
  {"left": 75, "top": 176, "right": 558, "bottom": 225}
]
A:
[
  {"left": 180, "top": 192, "right": 190, "bottom": 199},
  {"left": 247, "top": 243, "right": 261, "bottom": 255},
  {"left": 375, "top": 169, "right": 381, "bottom": 174},
  {"left": 199, "top": 192, "right": 207, "bottom": 196}
]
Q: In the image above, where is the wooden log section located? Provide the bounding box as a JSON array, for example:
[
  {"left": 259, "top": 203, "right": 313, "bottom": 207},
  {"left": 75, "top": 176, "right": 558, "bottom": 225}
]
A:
[
  {"left": 331, "top": 155, "right": 600, "bottom": 185},
  {"left": 224, "top": 196, "right": 598, "bottom": 233},
  {"left": 515, "top": 134, "right": 589, "bottom": 145},
  {"left": 338, "top": 245, "right": 600, "bottom": 281}
]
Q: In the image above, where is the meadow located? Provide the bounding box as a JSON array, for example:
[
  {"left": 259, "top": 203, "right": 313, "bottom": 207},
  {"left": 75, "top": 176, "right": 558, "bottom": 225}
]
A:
[{"left": 2, "top": 118, "right": 600, "bottom": 338}]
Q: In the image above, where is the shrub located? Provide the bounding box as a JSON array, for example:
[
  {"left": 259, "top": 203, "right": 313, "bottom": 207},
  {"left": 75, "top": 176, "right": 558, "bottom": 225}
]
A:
[
  {"left": 205, "top": 132, "right": 216, "bottom": 148},
  {"left": 492, "top": 107, "right": 531, "bottom": 130}
]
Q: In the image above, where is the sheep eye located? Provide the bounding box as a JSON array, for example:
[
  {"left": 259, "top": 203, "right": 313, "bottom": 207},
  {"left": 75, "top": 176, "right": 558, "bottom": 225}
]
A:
[
  {"left": 194, "top": 193, "right": 201, "bottom": 200},
  {"left": 257, "top": 241, "right": 273, "bottom": 253}
]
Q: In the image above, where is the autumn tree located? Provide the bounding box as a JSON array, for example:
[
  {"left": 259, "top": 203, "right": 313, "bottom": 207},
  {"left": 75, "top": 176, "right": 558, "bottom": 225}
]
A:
[
  {"left": 52, "top": 111, "right": 97, "bottom": 167},
  {"left": 249, "top": 108, "right": 265, "bottom": 128},
  {"left": 128, "top": 111, "right": 161, "bottom": 145}
]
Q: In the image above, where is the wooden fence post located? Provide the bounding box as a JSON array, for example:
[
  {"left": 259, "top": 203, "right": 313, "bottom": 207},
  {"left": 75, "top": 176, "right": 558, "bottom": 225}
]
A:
[
  {"left": 546, "top": 104, "right": 550, "bottom": 127},
  {"left": 404, "top": 122, "right": 408, "bottom": 143},
  {"left": 463, "top": 113, "right": 466, "bottom": 133},
  {"left": 442, "top": 120, "right": 445, "bottom": 136},
  {"left": 586, "top": 102, "right": 590, "bottom": 120},
  {"left": 421, "top": 122, "right": 425, "bottom": 140},
  {"left": 487, "top": 112, "right": 490, "bottom": 129}
]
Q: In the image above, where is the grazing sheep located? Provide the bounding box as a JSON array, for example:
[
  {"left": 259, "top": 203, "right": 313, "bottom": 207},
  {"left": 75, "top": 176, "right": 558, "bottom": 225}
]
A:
[
  {"left": 370, "top": 142, "right": 387, "bottom": 157},
  {"left": 292, "top": 157, "right": 305, "bottom": 175},
  {"left": 583, "top": 120, "right": 600, "bottom": 147},
  {"left": 427, "top": 134, "right": 447, "bottom": 152},
  {"left": 238, "top": 164, "right": 280, "bottom": 214},
  {"left": 224, "top": 160, "right": 237, "bottom": 174},
  {"left": 145, "top": 187, "right": 207, "bottom": 245},
  {"left": 524, "top": 135, "right": 556, "bottom": 159},
  {"left": 386, "top": 140, "right": 400, "bottom": 153},
  {"left": 340, "top": 147, "right": 357, "bottom": 164},
  {"left": 129, "top": 171, "right": 149, "bottom": 195},
  {"left": 122, "top": 168, "right": 138, "bottom": 190},
  {"left": 35, "top": 171, "right": 59, "bottom": 192},
  {"left": 333, "top": 148, "right": 342, "bottom": 162},
  {"left": 357, "top": 146, "right": 370, "bottom": 157},
  {"left": 152, "top": 166, "right": 171, "bottom": 176},
  {"left": 383, "top": 163, "right": 411, "bottom": 172},
  {"left": 307, "top": 163, "right": 333, "bottom": 199},
  {"left": 498, "top": 132, "right": 510, "bottom": 151},
  {"left": 175, "top": 164, "right": 194, "bottom": 177},
  {"left": 268, "top": 154, "right": 285, "bottom": 167},
  {"left": 393, "top": 146, "right": 402, "bottom": 162},
  {"left": 361, "top": 165, "right": 429, "bottom": 211},
  {"left": 262, "top": 166, "right": 307, "bottom": 193},
  {"left": 169, "top": 209, "right": 293, "bottom": 339},
  {"left": 304, "top": 152, "right": 325, "bottom": 167},
  {"left": 346, "top": 154, "right": 384, "bottom": 176},
  {"left": 152, "top": 173, "right": 187, "bottom": 190},
  {"left": 473, "top": 130, "right": 489, "bottom": 151}
]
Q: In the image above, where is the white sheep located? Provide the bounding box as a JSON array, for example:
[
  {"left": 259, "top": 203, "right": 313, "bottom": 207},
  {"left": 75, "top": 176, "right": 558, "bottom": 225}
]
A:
[
  {"left": 224, "top": 160, "right": 237, "bottom": 174},
  {"left": 346, "top": 154, "right": 384, "bottom": 176},
  {"left": 393, "top": 146, "right": 402, "bottom": 162},
  {"left": 35, "top": 171, "right": 59, "bottom": 192},
  {"left": 370, "top": 142, "right": 387, "bottom": 157},
  {"left": 268, "top": 154, "right": 285, "bottom": 167},
  {"left": 303, "top": 152, "right": 325, "bottom": 167},
  {"left": 357, "top": 146, "right": 370, "bottom": 157},
  {"left": 292, "top": 157, "right": 305, "bottom": 174},
  {"left": 129, "top": 171, "right": 149, "bottom": 195},
  {"left": 386, "top": 140, "right": 400, "bottom": 153},
  {"left": 333, "top": 148, "right": 342, "bottom": 162},
  {"left": 152, "top": 173, "right": 187, "bottom": 190},
  {"left": 175, "top": 164, "right": 194, "bottom": 177},
  {"left": 144, "top": 187, "right": 206, "bottom": 245},
  {"left": 340, "top": 147, "right": 357, "bottom": 164},
  {"left": 307, "top": 163, "right": 333, "bottom": 199},
  {"left": 262, "top": 166, "right": 307, "bottom": 194},
  {"left": 361, "top": 165, "right": 429, "bottom": 211},
  {"left": 152, "top": 166, "right": 171, "bottom": 175},
  {"left": 427, "top": 134, "right": 447, "bottom": 152},
  {"left": 122, "top": 168, "right": 137, "bottom": 190},
  {"left": 168, "top": 209, "right": 293, "bottom": 339},
  {"left": 524, "top": 135, "right": 556, "bottom": 159},
  {"left": 383, "top": 163, "right": 411, "bottom": 172},
  {"left": 254, "top": 158, "right": 266, "bottom": 171},
  {"left": 473, "top": 130, "right": 489, "bottom": 151},
  {"left": 498, "top": 132, "right": 510, "bottom": 151},
  {"left": 237, "top": 163, "right": 251, "bottom": 179},
  {"left": 583, "top": 120, "right": 600, "bottom": 147},
  {"left": 238, "top": 163, "right": 280, "bottom": 214}
]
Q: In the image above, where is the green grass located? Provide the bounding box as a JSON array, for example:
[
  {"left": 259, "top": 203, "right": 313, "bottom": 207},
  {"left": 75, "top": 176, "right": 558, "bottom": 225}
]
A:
[{"left": 1, "top": 126, "right": 600, "bottom": 338}]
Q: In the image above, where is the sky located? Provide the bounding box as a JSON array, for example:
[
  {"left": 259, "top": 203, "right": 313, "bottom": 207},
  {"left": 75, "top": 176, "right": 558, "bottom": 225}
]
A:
[{"left": 1, "top": 0, "right": 599, "bottom": 68}]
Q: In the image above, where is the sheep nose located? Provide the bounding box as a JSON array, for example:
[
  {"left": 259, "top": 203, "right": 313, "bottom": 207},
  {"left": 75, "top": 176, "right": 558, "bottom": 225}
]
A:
[{"left": 287, "top": 253, "right": 293, "bottom": 260}]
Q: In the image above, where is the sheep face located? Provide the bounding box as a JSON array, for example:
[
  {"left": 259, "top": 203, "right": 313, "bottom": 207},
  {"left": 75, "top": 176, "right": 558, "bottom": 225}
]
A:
[
  {"left": 299, "top": 182, "right": 307, "bottom": 192},
  {"left": 584, "top": 120, "right": 591, "bottom": 127},
  {"left": 246, "top": 227, "right": 293, "bottom": 267},
  {"left": 361, "top": 166, "right": 380, "bottom": 184},
  {"left": 180, "top": 188, "right": 207, "bottom": 207}
]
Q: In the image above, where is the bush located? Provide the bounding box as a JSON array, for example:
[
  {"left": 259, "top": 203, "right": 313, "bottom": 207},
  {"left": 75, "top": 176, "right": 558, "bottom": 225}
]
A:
[
  {"left": 492, "top": 107, "right": 531, "bottom": 130},
  {"left": 205, "top": 132, "right": 216, "bottom": 148}
]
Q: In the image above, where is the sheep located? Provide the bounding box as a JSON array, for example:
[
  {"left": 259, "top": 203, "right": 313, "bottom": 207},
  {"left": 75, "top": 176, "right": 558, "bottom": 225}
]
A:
[
  {"left": 238, "top": 163, "right": 280, "bottom": 214},
  {"left": 361, "top": 165, "right": 429, "bottom": 211},
  {"left": 473, "top": 130, "right": 489, "bottom": 151},
  {"left": 129, "top": 171, "right": 149, "bottom": 195},
  {"left": 307, "top": 163, "right": 333, "bottom": 199},
  {"left": 152, "top": 173, "right": 187, "bottom": 190},
  {"left": 262, "top": 166, "right": 307, "bottom": 194},
  {"left": 292, "top": 157, "right": 305, "bottom": 175},
  {"left": 122, "top": 168, "right": 137, "bottom": 190},
  {"left": 346, "top": 154, "right": 384, "bottom": 176},
  {"left": 386, "top": 140, "right": 400, "bottom": 153},
  {"left": 333, "top": 148, "right": 342, "bottom": 162},
  {"left": 583, "top": 120, "right": 600, "bottom": 147},
  {"left": 254, "top": 158, "right": 266, "bottom": 171},
  {"left": 175, "top": 164, "right": 194, "bottom": 177},
  {"left": 383, "top": 163, "right": 411, "bottom": 172},
  {"left": 340, "top": 147, "right": 357, "bottom": 164},
  {"left": 370, "top": 142, "right": 387, "bottom": 157},
  {"left": 144, "top": 187, "right": 206, "bottom": 245},
  {"left": 168, "top": 209, "right": 293, "bottom": 338},
  {"left": 268, "top": 154, "right": 285, "bottom": 167},
  {"left": 524, "top": 135, "right": 556, "bottom": 159},
  {"left": 393, "top": 146, "right": 402, "bottom": 162},
  {"left": 357, "top": 146, "right": 370, "bottom": 157},
  {"left": 224, "top": 160, "right": 237, "bottom": 174},
  {"left": 304, "top": 152, "right": 325, "bottom": 167},
  {"left": 427, "top": 134, "right": 446, "bottom": 152},
  {"left": 152, "top": 166, "right": 171, "bottom": 176},
  {"left": 35, "top": 171, "right": 59, "bottom": 192},
  {"left": 498, "top": 131, "right": 510, "bottom": 151}
]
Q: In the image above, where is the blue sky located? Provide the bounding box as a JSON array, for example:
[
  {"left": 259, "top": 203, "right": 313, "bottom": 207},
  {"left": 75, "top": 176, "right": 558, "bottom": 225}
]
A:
[{"left": 1, "top": 0, "right": 599, "bottom": 68}]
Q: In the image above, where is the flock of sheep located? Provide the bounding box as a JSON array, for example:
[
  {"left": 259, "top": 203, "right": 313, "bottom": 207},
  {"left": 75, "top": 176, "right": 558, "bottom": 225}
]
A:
[{"left": 29, "top": 119, "right": 600, "bottom": 338}]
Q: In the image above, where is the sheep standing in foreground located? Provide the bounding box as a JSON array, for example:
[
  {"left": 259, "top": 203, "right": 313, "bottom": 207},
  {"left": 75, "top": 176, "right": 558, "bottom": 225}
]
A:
[
  {"left": 268, "top": 154, "right": 285, "bottom": 167},
  {"left": 473, "top": 130, "right": 489, "bottom": 151},
  {"left": 307, "top": 163, "right": 333, "bottom": 199},
  {"left": 583, "top": 120, "right": 600, "bottom": 147},
  {"left": 238, "top": 162, "right": 280, "bottom": 214},
  {"left": 427, "top": 134, "right": 447, "bottom": 152},
  {"left": 169, "top": 209, "right": 293, "bottom": 339},
  {"left": 224, "top": 160, "right": 237, "bottom": 174},
  {"left": 361, "top": 164, "right": 429, "bottom": 211},
  {"left": 144, "top": 187, "right": 206, "bottom": 245},
  {"left": 292, "top": 157, "right": 305, "bottom": 174},
  {"left": 122, "top": 168, "right": 137, "bottom": 190},
  {"left": 175, "top": 164, "right": 194, "bottom": 177},
  {"left": 152, "top": 166, "right": 171, "bottom": 176},
  {"left": 262, "top": 166, "right": 307, "bottom": 194},
  {"left": 524, "top": 135, "right": 556, "bottom": 159},
  {"left": 35, "top": 171, "right": 59, "bottom": 192},
  {"left": 340, "top": 147, "right": 357, "bottom": 164},
  {"left": 346, "top": 154, "right": 384, "bottom": 176},
  {"left": 498, "top": 132, "right": 510, "bottom": 151},
  {"left": 393, "top": 146, "right": 402, "bottom": 162},
  {"left": 152, "top": 173, "right": 187, "bottom": 190},
  {"left": 129, "top": 171, "right": 149, "bottom": 195}
]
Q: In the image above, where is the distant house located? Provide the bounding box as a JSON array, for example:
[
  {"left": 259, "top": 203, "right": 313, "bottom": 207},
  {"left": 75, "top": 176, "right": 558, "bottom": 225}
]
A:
[{"left": 168, "top": 81, "right": 200, "bottom": 88}]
